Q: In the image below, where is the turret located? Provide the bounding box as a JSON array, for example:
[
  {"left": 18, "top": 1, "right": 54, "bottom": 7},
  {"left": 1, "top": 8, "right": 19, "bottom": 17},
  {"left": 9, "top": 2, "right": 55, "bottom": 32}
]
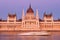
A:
[
  {"left": 36, "top": 9, "right": 39, "bottom": 20},
  {"left": 22, "top": 9, "right": 25, "bottom": 20},
  {"left": 43, "top": 12, "right": 53, "bottom": 22},
  {"left": 7, "top": 13, "right": 16, "bottom": 22}
]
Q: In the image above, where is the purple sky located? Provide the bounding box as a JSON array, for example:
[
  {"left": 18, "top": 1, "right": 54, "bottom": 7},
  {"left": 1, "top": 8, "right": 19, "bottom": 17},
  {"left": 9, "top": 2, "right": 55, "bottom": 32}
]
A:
[{"left": 0, "top": 0, "right": 60, "bottom": 20}]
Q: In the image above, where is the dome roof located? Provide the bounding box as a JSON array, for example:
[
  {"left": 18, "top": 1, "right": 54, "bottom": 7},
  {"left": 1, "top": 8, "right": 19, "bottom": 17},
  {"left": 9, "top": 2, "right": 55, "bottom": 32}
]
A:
[
  {"left": 8, "top": 14, "right": 16, "bottom": 18},
  {"left": 27, "top": 5, "right": 34, "bottom": 13}
]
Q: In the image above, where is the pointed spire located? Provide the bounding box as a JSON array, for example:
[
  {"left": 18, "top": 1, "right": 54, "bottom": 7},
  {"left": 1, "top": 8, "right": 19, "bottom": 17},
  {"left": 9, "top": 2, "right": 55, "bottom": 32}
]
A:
[
  {"left": 29, "top": 4, "right": 31, "bottom": 8},
  {"left": 44, "top": 11, "right": 46, "bottom": 16},
  {"left": 36, "top": 9, "right": 39, "bottom": 19},
  {"left": 22, "top": 9, "right": 24, "bottom": 20},
  {"left": 27, "top": 4, "right": 34, "bottom": 13},
  {"left": 50, "top": 12, "right": 52, "bottom": 16}
]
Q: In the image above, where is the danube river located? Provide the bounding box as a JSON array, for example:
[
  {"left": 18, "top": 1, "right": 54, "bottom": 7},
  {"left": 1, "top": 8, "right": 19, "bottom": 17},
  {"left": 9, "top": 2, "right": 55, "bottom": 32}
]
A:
[{"left": 0, "top": 32, "right": 60, "bottom": 40}]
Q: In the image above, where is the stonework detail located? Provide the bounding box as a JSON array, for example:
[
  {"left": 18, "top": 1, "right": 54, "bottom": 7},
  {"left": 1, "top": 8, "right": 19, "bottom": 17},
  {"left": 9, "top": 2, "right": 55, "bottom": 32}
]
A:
[{"left": 0, "top": 5, "right": 60, "bottom": 31}]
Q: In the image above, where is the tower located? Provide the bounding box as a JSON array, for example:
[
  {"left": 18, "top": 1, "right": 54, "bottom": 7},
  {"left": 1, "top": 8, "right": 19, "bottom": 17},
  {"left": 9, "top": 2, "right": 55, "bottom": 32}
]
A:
[
  {"left": 22, "top": 9, "right": 25, "bottom": 27},
  {"left": 43, "top": 12, "right": 53, "bottom": 22},
  {"left": 22, "top": 9, "right": 25, "bottom": 21},
  {"left": 7, "top": 13, "right": 16, "bottom": 22},
  {"left": 21, "top": 5, "right": 40, "bottom": 30},
  {"left": 25, "top": 4, "right": 35, "bottom": 20},
  {"left": 36, "top": 9, "right": 39, "bottom": 28},
  {"left": 36, "top": 9, "right": 39, "bottom": 20}
]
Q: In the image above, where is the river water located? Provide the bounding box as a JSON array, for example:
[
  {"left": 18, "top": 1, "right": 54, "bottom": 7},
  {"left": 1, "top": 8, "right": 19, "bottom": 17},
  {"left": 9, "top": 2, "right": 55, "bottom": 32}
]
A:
[{"left": 0, "top": 32, "right": 60, "bottom": 40}]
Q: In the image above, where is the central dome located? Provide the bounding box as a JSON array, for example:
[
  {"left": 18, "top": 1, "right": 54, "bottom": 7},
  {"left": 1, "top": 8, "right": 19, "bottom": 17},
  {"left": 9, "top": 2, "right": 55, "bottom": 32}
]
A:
[{"left": 27, "top": 5, "right": 34, "bottom": 13}]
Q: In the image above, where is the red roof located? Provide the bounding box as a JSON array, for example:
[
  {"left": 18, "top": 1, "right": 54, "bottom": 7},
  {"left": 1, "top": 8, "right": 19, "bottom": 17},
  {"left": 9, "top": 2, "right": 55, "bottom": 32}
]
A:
[
  {"left": 27, "top": 5, "right": 34, "bottom": 13},
  {"left": 8, "top": 14, "right": 16, "bottom": 18}
]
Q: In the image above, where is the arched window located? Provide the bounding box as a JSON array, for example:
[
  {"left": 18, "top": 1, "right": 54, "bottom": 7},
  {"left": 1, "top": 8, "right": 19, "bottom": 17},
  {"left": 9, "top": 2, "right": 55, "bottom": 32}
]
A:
[{"left": 7, "top": 25, "right": 16, "bottom": 29}]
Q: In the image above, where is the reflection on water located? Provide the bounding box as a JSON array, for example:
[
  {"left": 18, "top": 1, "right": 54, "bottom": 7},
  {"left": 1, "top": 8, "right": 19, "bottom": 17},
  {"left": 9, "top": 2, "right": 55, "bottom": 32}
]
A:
[
  {"left": 0, "top": 35, "right": 51, "bottom": 40},
  {"left": 0, "top": 32, "right": 60, "bottom": 40}
]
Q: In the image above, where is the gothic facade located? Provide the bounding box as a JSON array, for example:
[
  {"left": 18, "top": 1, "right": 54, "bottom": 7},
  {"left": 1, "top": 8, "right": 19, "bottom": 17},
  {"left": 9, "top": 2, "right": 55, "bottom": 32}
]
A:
[{"left": 0, "top": 5, "right": 60, "bottom": 31}]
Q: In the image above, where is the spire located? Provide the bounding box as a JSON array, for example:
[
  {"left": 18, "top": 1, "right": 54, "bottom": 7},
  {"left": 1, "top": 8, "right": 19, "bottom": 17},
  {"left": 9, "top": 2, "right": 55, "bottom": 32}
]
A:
[
  {"left": 29, "top": 4, "right": 31, "bottom": 8},
  {"left": 27, "top": 4, "right": 34, "bottom": 13},
  {"left": 36, "top": 9, "right": 39, "bottom": 19},
  {"left": 44, "top": 11, "right": 46, "bottom": 16},
  {"left": 22, "top": 9, "right": 24, "bottom": 20}
]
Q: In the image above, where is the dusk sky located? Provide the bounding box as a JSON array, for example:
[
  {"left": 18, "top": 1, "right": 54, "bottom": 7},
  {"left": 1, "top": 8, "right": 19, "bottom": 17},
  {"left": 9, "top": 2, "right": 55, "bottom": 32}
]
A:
[{"left": 0, "top": 0, "right": 60, "bottom": 20}]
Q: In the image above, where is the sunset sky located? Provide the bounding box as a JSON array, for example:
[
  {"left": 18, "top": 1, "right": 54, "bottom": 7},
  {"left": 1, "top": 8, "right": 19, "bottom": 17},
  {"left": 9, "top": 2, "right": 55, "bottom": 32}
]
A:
[{"left": 0, "top": 0, "right": 60, "bottom": 20}]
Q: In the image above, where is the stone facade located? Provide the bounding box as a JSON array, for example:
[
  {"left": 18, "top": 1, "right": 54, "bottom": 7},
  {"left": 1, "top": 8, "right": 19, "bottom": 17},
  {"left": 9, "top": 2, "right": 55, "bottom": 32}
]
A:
[{"left": 0, "top": 5, "right": 60, "bottom": 31}]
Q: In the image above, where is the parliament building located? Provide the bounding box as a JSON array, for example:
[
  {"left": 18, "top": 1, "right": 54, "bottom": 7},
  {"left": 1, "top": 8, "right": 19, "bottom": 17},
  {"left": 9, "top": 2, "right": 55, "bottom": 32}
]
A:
[{"left": 0, "top": 5, "right": 60, "bottom": 32}]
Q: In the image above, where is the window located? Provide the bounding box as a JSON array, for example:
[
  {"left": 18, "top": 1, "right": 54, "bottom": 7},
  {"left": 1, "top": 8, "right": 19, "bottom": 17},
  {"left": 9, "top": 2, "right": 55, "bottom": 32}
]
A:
[
  {"left": 7, "top": 25, "right": 16, "bottom": 29},
  {"left": 47, "top": 20, "right": 51, "bottom": 22},
  {"left": 9, "top": 20, "right": 14, "bottom": 22}
]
